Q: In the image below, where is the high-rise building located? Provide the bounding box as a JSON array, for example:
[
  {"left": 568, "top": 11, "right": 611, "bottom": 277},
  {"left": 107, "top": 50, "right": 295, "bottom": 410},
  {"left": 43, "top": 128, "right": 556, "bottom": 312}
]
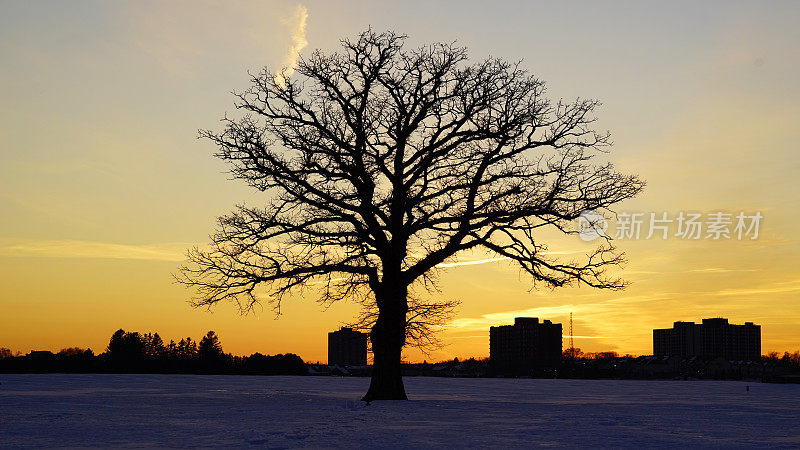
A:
[
  {"left": 653, "top": 318, "right": 760, "bottom": 360},
  {"left": 490, "top": 317, "right": 562, "bottom": 374},
  {"left": 328, "top": 327, "right": 368, "bottom": 366}
]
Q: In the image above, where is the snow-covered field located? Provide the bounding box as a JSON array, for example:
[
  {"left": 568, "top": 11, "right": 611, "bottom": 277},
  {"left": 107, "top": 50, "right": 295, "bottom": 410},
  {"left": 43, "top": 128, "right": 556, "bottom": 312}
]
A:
[{"left": 1, "top": 374, "right": 798, "bottom": 448}]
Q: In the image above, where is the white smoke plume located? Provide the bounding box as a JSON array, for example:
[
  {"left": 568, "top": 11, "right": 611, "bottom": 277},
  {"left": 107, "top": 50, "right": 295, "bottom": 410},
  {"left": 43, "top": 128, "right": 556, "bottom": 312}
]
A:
[{"left": 274, "top": 5, "right": 308, "bottom": 89}]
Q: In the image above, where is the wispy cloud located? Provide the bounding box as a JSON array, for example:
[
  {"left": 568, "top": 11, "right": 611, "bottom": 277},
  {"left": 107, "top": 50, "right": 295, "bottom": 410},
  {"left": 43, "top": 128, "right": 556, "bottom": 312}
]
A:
[
  {"left": 0, "top": 239, "right": 191, "bottom": 261},
  {"left": 686, "top": 267, "right": 760, "bottom": 274},
  {"left": 708, "top": 280, "right": 800, "bottom": 297},
  {"left": 437, "top": 257, "right": 509, "bottom": 268},
  {"left": 274, "top": 5, "right": 308, "bottom": 89},
  {"left": 447, "top": 290, "right": 683, "bottom": 332},
  {"left": 623, "top": 267, "right": 761, "bottom": 276},
  {"left": 449, "top": 304, "right": 579, "bottom": 330},
  {"left": 434, "top": 250, "right": 584, "bottom": 269}
]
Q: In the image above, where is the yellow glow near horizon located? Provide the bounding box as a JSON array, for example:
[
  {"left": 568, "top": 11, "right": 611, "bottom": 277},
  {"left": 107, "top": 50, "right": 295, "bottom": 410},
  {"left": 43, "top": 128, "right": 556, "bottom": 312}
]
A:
[{"left": 1, "top": 2, "right": 798, "bottom": 362}]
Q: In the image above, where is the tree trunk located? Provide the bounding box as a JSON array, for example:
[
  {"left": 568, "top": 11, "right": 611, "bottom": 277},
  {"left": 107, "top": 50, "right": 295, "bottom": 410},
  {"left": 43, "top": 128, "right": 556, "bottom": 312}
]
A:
[{"left": 362, "top": 289, "right": 408, "bottom": 401}]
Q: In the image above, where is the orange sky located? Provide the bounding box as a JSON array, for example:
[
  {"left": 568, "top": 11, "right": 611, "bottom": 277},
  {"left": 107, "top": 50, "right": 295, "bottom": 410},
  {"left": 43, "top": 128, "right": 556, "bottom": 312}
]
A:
[{"left": 1, "top": 1, "right": 798, "bottom": 362}]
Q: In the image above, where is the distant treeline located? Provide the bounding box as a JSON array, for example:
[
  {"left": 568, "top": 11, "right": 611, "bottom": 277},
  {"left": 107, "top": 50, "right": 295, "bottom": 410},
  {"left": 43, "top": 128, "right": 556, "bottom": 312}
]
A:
[
  {"left": 0, "top": 329, "right": 307, "bottom": 375},
  {"left": 3, "top": 336, "right": 799, "bottom": 380}
]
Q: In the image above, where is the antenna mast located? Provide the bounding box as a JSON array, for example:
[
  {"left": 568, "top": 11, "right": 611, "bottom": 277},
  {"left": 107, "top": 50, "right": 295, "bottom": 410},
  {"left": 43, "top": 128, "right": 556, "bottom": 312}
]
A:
[{"left": 569, "top": 312, "right": 574, "bottom": 351}]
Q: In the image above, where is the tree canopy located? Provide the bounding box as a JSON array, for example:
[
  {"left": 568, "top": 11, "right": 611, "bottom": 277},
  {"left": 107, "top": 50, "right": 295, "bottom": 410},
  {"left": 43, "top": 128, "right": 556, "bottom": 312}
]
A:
[{"left": 178, "top": 29, "right": 644, "bottom": 400}]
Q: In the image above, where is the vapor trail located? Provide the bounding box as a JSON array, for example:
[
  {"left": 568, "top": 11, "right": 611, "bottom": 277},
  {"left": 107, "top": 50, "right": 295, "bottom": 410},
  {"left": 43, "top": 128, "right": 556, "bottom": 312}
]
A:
[{"left": 274, "top": 5, "right": 308, "bottom": 89}]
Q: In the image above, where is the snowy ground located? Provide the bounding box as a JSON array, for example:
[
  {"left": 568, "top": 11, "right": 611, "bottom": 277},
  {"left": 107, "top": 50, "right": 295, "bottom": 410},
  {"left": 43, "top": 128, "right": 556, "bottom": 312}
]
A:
[{"left": 1, "top": 375, "right": 799, "bottom": 448}]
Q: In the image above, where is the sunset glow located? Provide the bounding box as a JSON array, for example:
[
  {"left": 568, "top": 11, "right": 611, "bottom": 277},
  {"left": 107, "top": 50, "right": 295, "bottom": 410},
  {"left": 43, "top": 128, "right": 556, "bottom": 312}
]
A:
[{"left": 2, "top": 1, "right": 798, "bottom": 363}]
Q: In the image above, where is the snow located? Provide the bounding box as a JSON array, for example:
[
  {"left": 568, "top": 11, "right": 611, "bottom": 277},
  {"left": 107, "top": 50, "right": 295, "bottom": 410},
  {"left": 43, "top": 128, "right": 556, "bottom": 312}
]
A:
[{"left": 1, "top": 374, "right": 799, "bottom": 447}]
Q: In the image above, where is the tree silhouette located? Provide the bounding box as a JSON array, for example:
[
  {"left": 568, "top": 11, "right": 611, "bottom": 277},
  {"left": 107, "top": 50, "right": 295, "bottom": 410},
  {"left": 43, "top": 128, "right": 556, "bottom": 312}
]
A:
[
  {"left": 142, "top": 332, "right": 166, "bottom": 358},
  {"left": 178, "top": 30, "right": 643, "bottom": 400},
  {"left": 58, "top": 347, "right": 94, "bottom": 357},
  {"left": 198, "top": 331, "right": 224, "bottom": 360},
  {"left": 107, "top": 329, "right": 145, "bottom": 366},
  {"left": 176, "top": 338, "right": 198, "bottom": 359}
]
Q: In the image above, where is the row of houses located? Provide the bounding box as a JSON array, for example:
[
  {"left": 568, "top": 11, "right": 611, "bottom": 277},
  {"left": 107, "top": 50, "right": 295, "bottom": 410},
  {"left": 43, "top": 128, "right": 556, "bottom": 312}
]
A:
[{"left": 565, "top": 355, "right": 781, "bottom": 380}]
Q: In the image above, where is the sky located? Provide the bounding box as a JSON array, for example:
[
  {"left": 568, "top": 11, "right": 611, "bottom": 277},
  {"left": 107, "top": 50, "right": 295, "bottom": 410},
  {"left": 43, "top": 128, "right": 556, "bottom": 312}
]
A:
[{"left": 1, "top": 1, "right": 798, "bottom": 362}]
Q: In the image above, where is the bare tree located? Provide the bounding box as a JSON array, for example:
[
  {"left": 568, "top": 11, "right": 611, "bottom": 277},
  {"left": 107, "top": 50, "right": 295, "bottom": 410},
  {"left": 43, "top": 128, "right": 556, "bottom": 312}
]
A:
[
  {"left": 178, "top": 30, "right": 644, "bottom": 401},
  {"left": 345, "top": 296, "right": 461, "bottom": 356}
]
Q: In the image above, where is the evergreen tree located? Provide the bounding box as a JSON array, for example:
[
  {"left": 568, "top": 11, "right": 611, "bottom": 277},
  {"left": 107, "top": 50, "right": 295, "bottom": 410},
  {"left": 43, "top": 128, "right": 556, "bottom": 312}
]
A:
[
  {"left": 106, "top": 329, "right": 145, "bottom": 363},
  {"left": 198, "top": 331, "right": 223, "bottom": 360}
]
